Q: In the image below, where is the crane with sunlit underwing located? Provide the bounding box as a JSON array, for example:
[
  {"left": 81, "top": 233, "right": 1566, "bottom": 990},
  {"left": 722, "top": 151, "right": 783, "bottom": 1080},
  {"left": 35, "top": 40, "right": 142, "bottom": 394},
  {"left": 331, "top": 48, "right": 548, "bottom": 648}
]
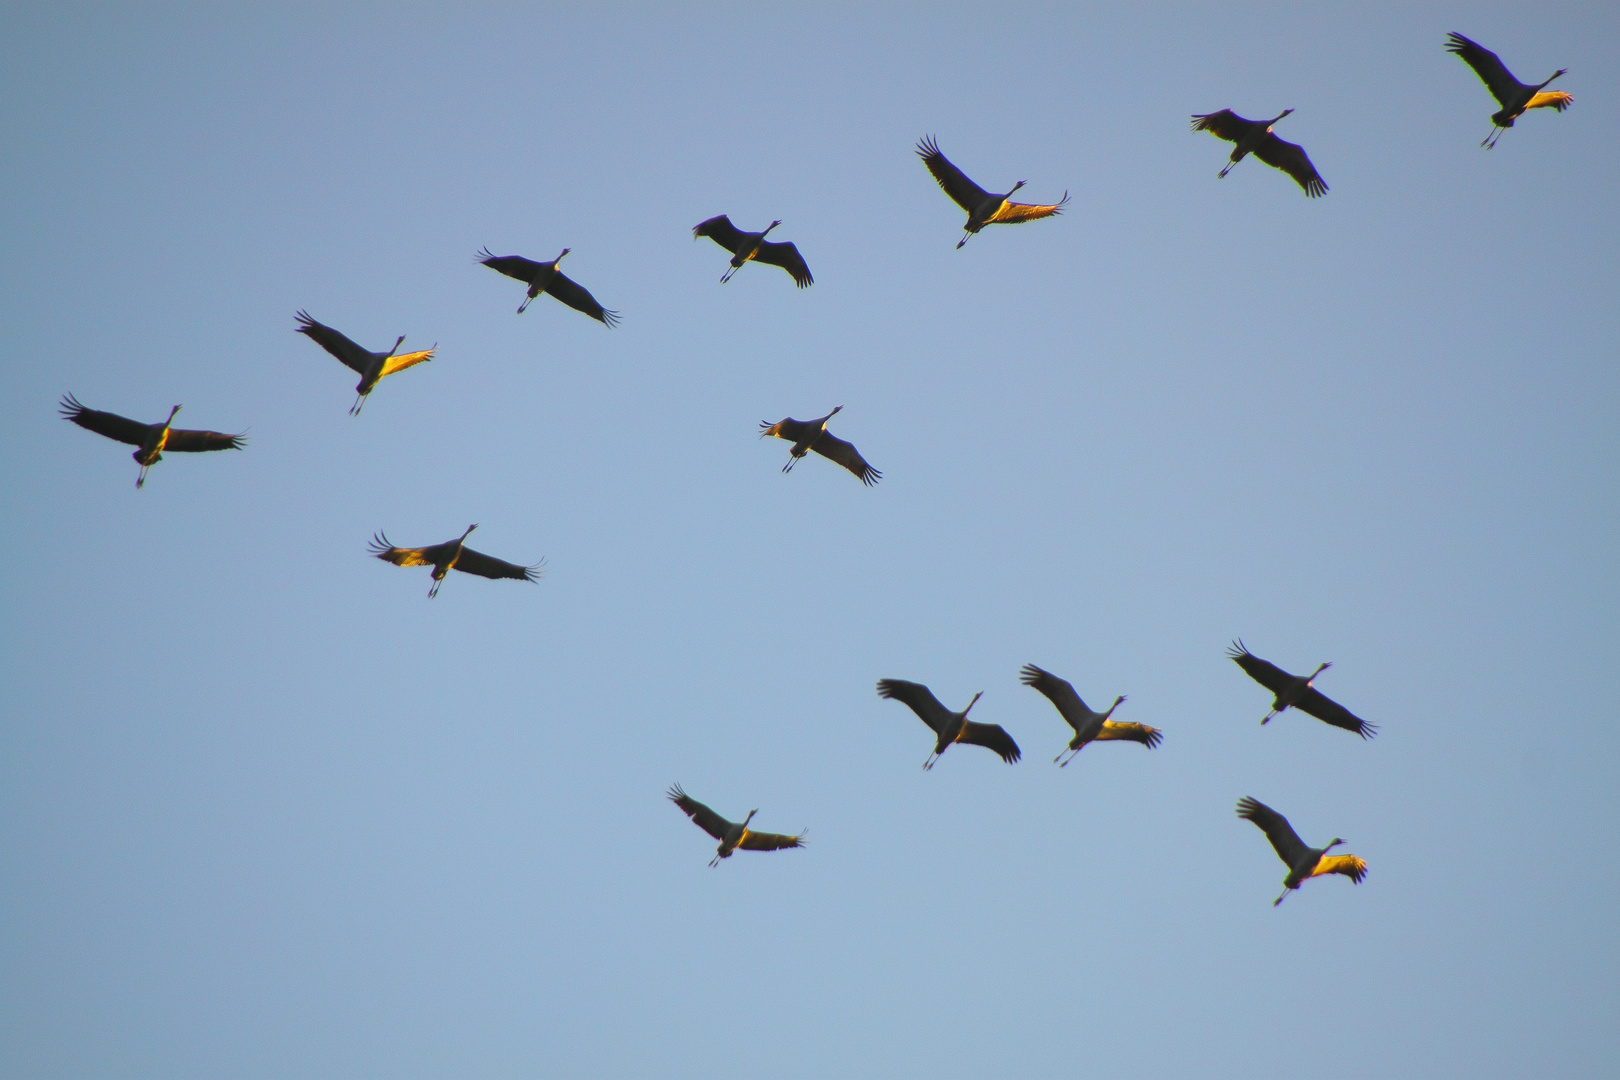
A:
[
  {"left": 1191, "top": 110, "right": 1327, "bottom": 197},
  {"left": 294, "top": 310, "right": 435, "bottom": 415},
  {"left": 877, "top": 679, "right": 1020, "bottom": 769},
  {"left": 1019, "top": 664, "right": 1162, "bottom": 767},
  {"left": 667, "top": 784, "right": 806, "bottom": 867},
  {"left": 693, "top": 216, "right": 812, "bottom": 287},
  {"left": 1237, "top": 796, "right": 1366, "bottom": 906},
  {"left": 759, "top": 405, "right": 880, "bottom": 486},
  {"left": 915, "top": 135, "right": 1068, "bottom": 248},
  {"left": 59, "top": 394, "right": 245, "bottom": 488},
  {"left": 1445, "top": 33, "right": 1571, "bottom": 149},
  {"left": 1227, "top": 640, "right": 1376, "bottom": 738},
  {"left": 476, "top": 247, "right": 619, "bottom": 324},
  {"left": 368, "top": 525, "right": 543, "bottom": 598}
]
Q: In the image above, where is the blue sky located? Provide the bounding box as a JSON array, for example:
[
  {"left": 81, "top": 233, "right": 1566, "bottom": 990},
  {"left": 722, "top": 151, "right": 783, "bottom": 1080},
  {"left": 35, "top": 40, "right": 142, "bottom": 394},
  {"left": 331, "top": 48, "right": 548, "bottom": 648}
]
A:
[{"left": 2, "top": 4, "right": 1617, "bottom": 1077}]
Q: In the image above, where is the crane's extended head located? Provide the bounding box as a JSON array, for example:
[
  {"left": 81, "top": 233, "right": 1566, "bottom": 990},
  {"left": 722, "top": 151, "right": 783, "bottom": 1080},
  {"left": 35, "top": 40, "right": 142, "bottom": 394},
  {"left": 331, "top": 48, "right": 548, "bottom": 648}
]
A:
[
  {"left": 1272, "top": 108, "right": 1295, "bottom": 125},
  {"left": 1325, "top": 838, "right": 1345, "bottom": 851},
  {"left": 390, "top": 335, "right": 406, "bottom": 356},
  {"left": 765, "top": 220, "right": 782, "bottom": 234},
  {"left": 460, "top": 524, "right": 479, "bottom": 540},
  {"left": 963, "top": 691, "right": 983, "bottom": 715},
  {"left": 556, "top": 248, "right": 571, "bottom": 262},
  {"left": 743, "top": 809, "right": 758, "bottom": 827},
  {"left": 1309, "top": 662, "right": 1332, "bottom": 681},
  {"left": 1106, "top": 695, "right": 1126, "bottom": 717},
  {"left": 163, "top": 405, "right": 182, "bottom": 427}
]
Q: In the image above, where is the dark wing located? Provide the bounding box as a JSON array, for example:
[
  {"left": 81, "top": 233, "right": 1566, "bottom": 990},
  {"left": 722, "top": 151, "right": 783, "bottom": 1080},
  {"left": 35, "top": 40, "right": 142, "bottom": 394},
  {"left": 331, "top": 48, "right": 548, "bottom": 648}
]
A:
[
  {"left": 959, "top": 720, "right": 1021, "bottom": 764},
  {"left": 162, "top": 428, "right": 246, "bottom": 452},
  {"left": 1227, "top": 640, "right": 1296, "bottom": 695},
  {"left": 987, "top": 192, "right": 1069, "bottom": 225},
  {"left": 368, "top": 531, "right": 442, "bottom": 568},
  {"left": 738, "top": 828, "right": 806, "bottom": 852},
  {"left": 454, "top": 546, "right": 544, "bottom": 583},
  {"left": 1019, "top": 663, "right": 1091, "bottom": 733},
  {"left": 810, "top": 431, "right": 879, "bottom": 485},
  {"left": 549, "top": 271, "right": 620, "bottom": 326},
  {"left": 752, "top": 240, "right": 813, "bottom": 288},
  {"left": 693, "top": 215, "right": 748, "bottom": 254},
  {"left": 877, "top": 678, "right": 953, "bottom": 737},
  {"left": 295, "top": 310, "right": 372, "bottom": 374},
  {"left": 1237, "top": 796, "right": 1308, "bottom": 868},
  {"left": 916, "top": 135, "right": 992, "bottom": 212},
  {"left": 1296, "top": 687, "right": 1376, "bottom": 739},
  {"left": 760, "top": 417, "right": 816, "bottom": 442},
  {"left": 667, "top": 784, "right": 733, "bottom": 841},
  {"left": 477, "top": 248, "right": 545, "bottom": 283},
  {"left": 1253, "top": 135, "right": 1328, "bottom": 197},
  {"left": 1191, "top": 110, "right": 1253, "bottom": 143},
  {"left": 1445, "top": 33, "right": 1525, "bottom": 107},
  {"left": 60, "top": 393, "right": 150, "bottom": 446},
  {"left": 1096, "top": 720, "right": 1163, "bottom": 748}
]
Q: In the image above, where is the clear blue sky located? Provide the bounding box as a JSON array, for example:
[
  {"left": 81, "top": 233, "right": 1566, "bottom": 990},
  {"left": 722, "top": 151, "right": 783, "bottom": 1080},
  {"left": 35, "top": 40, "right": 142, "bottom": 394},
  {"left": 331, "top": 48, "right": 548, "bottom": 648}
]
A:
[{"left": 2, "top": 4, "right": 1617, "bottom": 1077}]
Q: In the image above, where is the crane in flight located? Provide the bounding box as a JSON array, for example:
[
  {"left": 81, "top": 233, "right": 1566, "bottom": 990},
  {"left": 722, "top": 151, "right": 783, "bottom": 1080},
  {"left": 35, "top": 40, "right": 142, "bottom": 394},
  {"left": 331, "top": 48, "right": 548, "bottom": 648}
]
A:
[
  {"left": 476, "top": 247, "right": 619, "bottom": 324},
  {"left": 368, "top": 525, "right": 543, "bottom": 598},
  {"left": 1227, "top": 641, "right": 1375, "bottom": 738},
  {"left": 1237, "top": 796, "right": 1366, "bottom": 906},
  {"left": 294, "top": 310, "right": 435, "bottom": 415},
  {"left": 877, "top": 679, "right": 1020, "bottom": 769},
  {"left": 1191, "top": 110, "right": 1327, "bottom": 197},
  {"left": 667, "top": 785, "right": 806, "bottom": 867},
  {"left": 60, "top": 394, "right": 245, "bottom": 488},
  {"left": 759, "top": 405, "right": 880, "bottom": 486},
  {"left": 916, "top": 135, "right": 1068, "bottom": 248},
  {"left": 693, "top": 216, "right": 812, "bottom": 287},
  {"left": 1445, "top": 33, "right": 1571, "bottom": 148},
  {"left": 1019, "top": 664, "right": 1162, "bottom": 767}
]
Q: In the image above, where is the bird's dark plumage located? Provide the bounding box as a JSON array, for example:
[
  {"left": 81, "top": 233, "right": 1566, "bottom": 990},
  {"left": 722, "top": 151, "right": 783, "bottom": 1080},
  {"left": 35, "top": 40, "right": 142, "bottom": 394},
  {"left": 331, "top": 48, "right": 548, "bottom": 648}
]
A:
[
  {"left": 1227, "top": 640, "right": 1375, "bottom": 738},
  {"left": 877, "top": 678, "right": 1021, "bottom": 765},
  {"left": 369, "top": 528, "right": 543, "bottom": 598},
  {"left": 1191, "top": 110, "right": 1327, "bottom": 197},
  {"left": 477, "top": 247, "right": 619, "bottom": 325},
  {"left": 694, "top": 215, "right": 813, "bottom": 287},
  {"left": 915, "top": 135, "right": 1068, "bottom": 246},
  {"left": 1445, "top": 33, "right": 1571, "bottom": 147},
  {"left": 759, "top": 411, "right": 880, "bottom": 486}
]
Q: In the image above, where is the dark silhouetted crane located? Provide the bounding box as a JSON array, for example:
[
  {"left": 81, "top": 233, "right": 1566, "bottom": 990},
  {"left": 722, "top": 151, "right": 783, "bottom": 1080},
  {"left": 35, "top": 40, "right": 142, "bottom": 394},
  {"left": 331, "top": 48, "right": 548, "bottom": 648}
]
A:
[
  {"left": 1227, "top": 640, "right": 1375, "bottom": 738},
  {"left": 877, "top": 679, "right": 1020, "bottom": 769},
  {"left": 693, "top": 216, "right": 812, "bottom": 287},
  {"left": 1446, "top": 33, "right": 1571, "bottom": 149},
  {"left": 667, "top": 784, "right": 806, "bottom": 867},
  {"left": 916, "top": 135, "right": 1068, "bottom": 248},
  {"left": 1237, "top": 796, "right": 1366, "bottom": 906},
  {"left": 1019, "top": 664, "right": 1162, "bottom": 767},
  {"left": 759, "top": 405, "right": 880, "bottom": 486},
  {"left": 368, "top": 525, "right": 543, "bottom": 597},
  {"left": 294, "top": 310, "right": 435, "bottom": 415},
  {"left": 60, "top": 394, "right": 245, "bottom": 488},
  {"left": 476, "top": 247, "right": 619, "bottom": 324},
  {"left": 1191, "top": 110, "right": 1327, "bottom": 197}
]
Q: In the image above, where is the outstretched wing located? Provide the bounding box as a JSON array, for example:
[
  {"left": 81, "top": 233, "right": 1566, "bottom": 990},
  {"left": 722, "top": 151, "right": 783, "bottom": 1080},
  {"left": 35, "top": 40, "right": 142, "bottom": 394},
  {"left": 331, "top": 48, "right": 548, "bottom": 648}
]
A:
[
  {"left": 753, "top": 240, "right": 813, "bottom": 288},
  {"left": 1314, "top": 853, "right": 1367, "bottom": 884},
  {"left": 1254, "top": 135, "right": 1328, "bottom": 197},
  {"left": 1019, "top": 663, "right": 1091, "bottom": 733},
  {"left": 1237, "top": 796, "right": 1308, "bottom": 869},
  {"left": 379, "top": 348, "right": 434, "bottom": 379},
  {"left": 987, "top": 192, "right": 1069, "bottom": 225},
  {"left": 761, "top": 417, "right": 815, "bottom": 443},
  {"left": 1296, "top": 687, "right": 1376, "bottom": 739},
  {"left": 1526, "top": 90, "right": 1572, "bottom": 112},
  {"left": 877, "top": 678, "right": 953, "bottom": 737},
  {"left": 693, "top": 215, "right": 747, "bottom": 255},
  {"left": 1227, "top": 640, "right": 1296, "bottom": 696},
  {"left": 1445, "top": 33, "right": 1524, "bottom": 108},
  {"left": 295, "top": 310, "right": 372, "bottom": 374},
  {"left": 550, "top": 271, "right": 621, "bottom": 326},
  {"left": 738, "top": 828, "right": 806, "bottom": 852},
  {"left": 1096, "top": 720, "right": 1162, "bottom": 748},
  {"left": 477, "top": 248, "right": 545, "bottom": 282},
  {"left": 368, "top": 532, "right": 439, "bottom": 568},
  {"left": 916, "top": 135, "right": 992, "bottom": 212},
  {"left": 959, "top": 720, "right": 1021, "bottom": 764},
  {"left": 60, "top": 393, "right": 150, "bottom": 446},
  {"left": 454, "top": 546, "right": 544, "bottom": 583},
  {"left": 1191, "top": 110, "right": 1253, "bottom": 144},
  {"left": 810, "top": 431, "right": 879, "bottom": 485},
  {"left": 667, "top": 784, "right": 733, "bottom": 841},
  {"left": 164, "top": 428, "right": 246, "bottom": 453}
]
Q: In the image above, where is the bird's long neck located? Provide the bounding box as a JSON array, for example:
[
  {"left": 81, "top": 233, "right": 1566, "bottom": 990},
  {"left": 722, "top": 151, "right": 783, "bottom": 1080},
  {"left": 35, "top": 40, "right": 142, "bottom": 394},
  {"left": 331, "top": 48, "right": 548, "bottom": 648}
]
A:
[
  {"left": 1104, "top": 696, "right": 1124, "bottom": 720},
  {"left": 762, "top": 221, "right": 780, "bottom": 238},
  {"left": 456, "top": 524, "right": 477, "bottom": 550},
  {"left": 963, "top": 691, "right": 983, "bottom": 717},
  {"left": 819, "top": 405, "right": 843, "bottom": 430},
  {"left": 389, "top": 335, "right": 405, "bottom": 357},
  {"left": 1539, "top": 69, "right": 1567, "bottom": 90},
  {"left": 1308, "top": 662, "right": 1330, "bottom": 683},
  {"left": 1006, "top": 180, "right": 1025, "bottom": 199},
  {"left": 742, "top": 810, "right": 757, "bottom": 829},
  {"left": 163, "top": 405, "right": 181, "bottom": 430},
  {"left": 1269, "top": 109, "right": 1292, "bottom": 128}
]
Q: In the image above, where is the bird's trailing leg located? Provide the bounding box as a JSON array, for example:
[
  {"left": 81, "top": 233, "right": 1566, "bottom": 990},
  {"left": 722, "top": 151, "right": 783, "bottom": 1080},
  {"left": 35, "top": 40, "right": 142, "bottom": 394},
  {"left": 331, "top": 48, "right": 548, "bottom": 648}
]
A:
[
  {"left": 428, "top": 576, "right": 443, "bottom": 599},
  {"left": 1057, "top": 747, "right": 1081, "bottom": 767},
  {"left": 1482, "top": 126, "right": 1505, "bottom": 149},
  {"left": 781, "top": 456, "right": 797, "bottom": 474},
  {"left": 517, "top": 297, "right": 532, "bottom": 314},
  {"left": 349, "top": 393, "right": 367, "bottom": 417},
  {"left": 1273, "top": 887, "right": 1291, "bottom": 907},
  {"left": 135, "top": 464, "right": 150, "bottom": 489},
  {"left": 1218, "top": 160, "right": 1237, "bottom": 178},
  {"left": 922, "top": 751, "right": 940, "bottom": 771},
  {"left": 1260, "top": 709, "right": 1280, "bottom": 725},
  {"left": 956, "top": 231, "right": 972, "bottom": 249}
]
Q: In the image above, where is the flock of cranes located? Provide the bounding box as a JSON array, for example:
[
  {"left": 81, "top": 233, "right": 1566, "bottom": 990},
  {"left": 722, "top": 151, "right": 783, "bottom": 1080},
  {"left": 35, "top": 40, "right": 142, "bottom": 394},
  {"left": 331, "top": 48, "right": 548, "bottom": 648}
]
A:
[{"left": 60, "top": 32, "right": 1570, "bottom": 903}]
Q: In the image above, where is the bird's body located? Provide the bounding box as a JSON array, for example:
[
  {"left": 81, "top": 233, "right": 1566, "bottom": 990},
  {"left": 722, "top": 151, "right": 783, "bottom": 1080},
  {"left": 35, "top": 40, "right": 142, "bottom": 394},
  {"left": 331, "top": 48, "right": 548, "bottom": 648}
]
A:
[
  {"left": 759, "top": 405, "right": 880, "bottom": 486},
  {"left": 877, "top": 679, "right": 1020, "bottom": 769},
  {"left": 1446, "top": 33, "right": 1571, "bottom": 148},
  {"left": 693, "top": 216, "right": 812, "bottom": 287},
  {"left": 1237, "top": 796, "right": 1366, "bottom": 906},
  {"left": 1227, "top": 640, "right": 1375, "bottom": 738},
  {"left": 667, "top": 785, "right": 806, "bottom": 866},
  {"left": 1191, "top": 109, "right": 1327, "bottom": 197},
  {"left": 294, "top": 310, "right": 435, "bottom": 415},
  {"left": 1019, "top": 664, "right": 1162, "bottom": 767},
  {"left": 915, "top": 136, "right": 1068, "bottom": 248},
  {"left": 60, "top": 394, "right": 245, "bottom": 488},
  {"left": 368, "top": 525, "right": 543, "bottom": 597},
  {"left": 477, "top": 247, "right": 620, "bottom": 324}
]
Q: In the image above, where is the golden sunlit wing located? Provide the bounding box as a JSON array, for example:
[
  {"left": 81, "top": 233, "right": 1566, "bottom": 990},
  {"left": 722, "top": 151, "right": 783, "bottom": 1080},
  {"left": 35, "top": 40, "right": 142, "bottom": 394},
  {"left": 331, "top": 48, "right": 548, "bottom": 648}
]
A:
[
  {"left": 367, "top": 532, "right": 435, "bottom": 567},
  {"left": 738, "top": 829, "right": 806, "bottom": 852},
  {"left": 1312, "top": 853, "right": 1368, "bottom": 884},
  {"left": 379, "top": 348, "right": 434, "bottom": 378},
  {"left": 1096, "top": 720, "right": 1163, "bottom": 748},
  {"left": 162, "top": 428, "right": 247, "bottom": 453},
  {"left": 987, "top": 193, "right": 1069, "bottom": 225},
  {"left": 1526, "top": 90, "right": 1573, "bottom": 112}
]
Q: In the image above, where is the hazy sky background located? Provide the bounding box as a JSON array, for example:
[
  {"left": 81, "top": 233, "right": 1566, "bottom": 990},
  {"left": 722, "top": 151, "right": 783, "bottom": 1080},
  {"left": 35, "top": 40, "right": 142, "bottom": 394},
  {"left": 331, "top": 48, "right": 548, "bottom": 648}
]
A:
[{"left": 2, "top": 4, "right": 1616, "bottom": 1077}]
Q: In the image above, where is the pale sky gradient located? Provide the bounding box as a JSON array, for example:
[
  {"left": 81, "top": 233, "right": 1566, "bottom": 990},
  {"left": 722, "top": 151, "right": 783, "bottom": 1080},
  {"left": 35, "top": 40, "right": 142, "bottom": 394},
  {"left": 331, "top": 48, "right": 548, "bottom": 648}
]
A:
[{"left": 2, "top": 4, "right": 1617, "bottom": 1077}]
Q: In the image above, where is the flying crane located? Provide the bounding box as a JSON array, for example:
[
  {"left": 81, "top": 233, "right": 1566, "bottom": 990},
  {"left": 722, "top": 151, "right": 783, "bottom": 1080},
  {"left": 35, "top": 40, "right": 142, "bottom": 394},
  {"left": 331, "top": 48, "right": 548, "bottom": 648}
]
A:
[
  {"left": 877, "top": 679, "right": 1020, "bottom": 769},
  {"left": 693, "top": 216, "right": 812, "bottom": 287},
  {"left": 368, "top": 525, "right": 543, "bottom": 598},
  {"left": 1227, "top": 640, "right": 1375, "bottom": 738},
  {"left": 1237, "top": 796, "right": 1367, "bottom": 906},
  {"left": 759, "top": 405, "right": 880, "bottom": 485},
  {"left": 915, "top": 135, "right": 1068, "bottom": 248},
  {"left": 294, "top": 310, "right": 435, "bottom": 415},
  {"left": 1019, "top": 664, "right": 1162, "bottom": 767},
  {"left": 667, "top": 784, "right": 806, "bottom": 867},
  {"left": 477, "top": 247, "right": 619, "bottom": 324},
  {"left": 1191, "top": 110, "right": 1327, "bottom": 197},
  {"left": 1445, "top": 33, "right": 1571, "bottom": 148},
  {"left": 60, "top": 394, "right": 245, "bottom": 488}
]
